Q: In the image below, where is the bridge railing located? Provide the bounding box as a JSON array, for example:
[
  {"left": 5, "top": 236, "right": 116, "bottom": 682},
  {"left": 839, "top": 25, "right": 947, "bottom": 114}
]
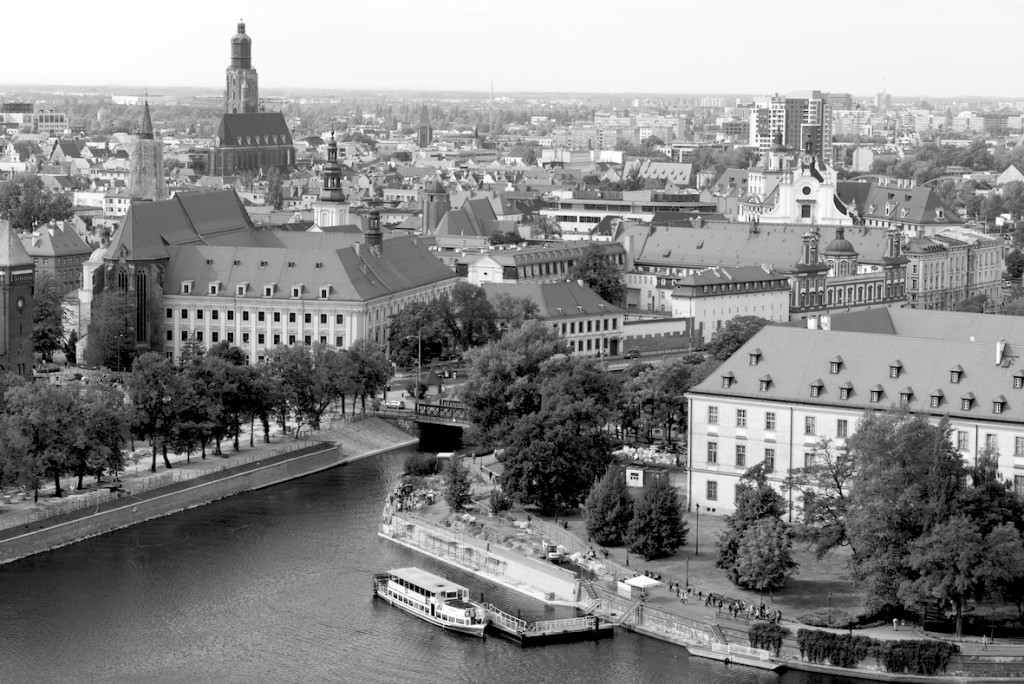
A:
[{"left": 414, "top": 402, "right": 469, "bottom": 423}]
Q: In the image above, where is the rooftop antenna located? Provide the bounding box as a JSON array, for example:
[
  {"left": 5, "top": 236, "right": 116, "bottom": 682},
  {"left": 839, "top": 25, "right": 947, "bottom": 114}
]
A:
[{"left": 489, "top": 79, "right": 494, "bottom": 143}]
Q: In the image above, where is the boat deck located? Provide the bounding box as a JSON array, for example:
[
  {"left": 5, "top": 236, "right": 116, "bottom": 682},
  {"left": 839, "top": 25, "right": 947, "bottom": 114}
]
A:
[{"left": 482, "top": 603, "right": 614, "bottom": 646}]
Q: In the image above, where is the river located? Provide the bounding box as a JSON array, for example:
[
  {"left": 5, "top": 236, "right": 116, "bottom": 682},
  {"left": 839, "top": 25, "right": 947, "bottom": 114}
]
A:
[{"left": 0, "top": 447, "right": 861, "bottom": 684}]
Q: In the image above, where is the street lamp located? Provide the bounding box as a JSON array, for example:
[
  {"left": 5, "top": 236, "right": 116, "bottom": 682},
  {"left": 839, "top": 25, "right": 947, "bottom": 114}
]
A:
[
  {"left": 828, "top": 591, "right": 833, "bottom": 627},
  {"left": 406, "top": 334, "right": 421, "bottom": 410},
  {"left": 695, "top": 503, "right": 700, "bottom": 556}
]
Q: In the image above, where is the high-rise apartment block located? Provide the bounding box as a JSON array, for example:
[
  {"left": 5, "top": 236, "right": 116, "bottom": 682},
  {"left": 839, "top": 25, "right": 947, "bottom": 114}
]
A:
[{"left": 749, "top": 91, "right": 833, "bottom": 165}]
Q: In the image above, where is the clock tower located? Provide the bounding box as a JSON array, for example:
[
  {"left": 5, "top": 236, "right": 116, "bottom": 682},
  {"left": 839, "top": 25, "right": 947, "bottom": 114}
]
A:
[{"left": 0, "top": 220, "right": 34, "bottom": 378}]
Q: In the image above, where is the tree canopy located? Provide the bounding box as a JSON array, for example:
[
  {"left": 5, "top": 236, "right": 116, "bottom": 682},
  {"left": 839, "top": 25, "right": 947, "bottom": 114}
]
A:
[
  {"left": 584, "top": 465, "right": 634, "bottom": 546},
  {"left": 706, "top": 316, "right": 771, "bottom": 361},
  {"left": 626, "top": 476, "right": 688, "bottom": 560},
  {"left": 570, "top": 243, "right": 626, "bottom": 307},
  {"left": 0, "top": 173, "right": 73, "bottom": 231}
]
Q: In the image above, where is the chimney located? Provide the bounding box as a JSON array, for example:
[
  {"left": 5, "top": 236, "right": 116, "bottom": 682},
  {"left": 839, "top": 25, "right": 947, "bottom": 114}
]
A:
[{"left": 997, "top": 337, "right": 1006, "bottom": 365}]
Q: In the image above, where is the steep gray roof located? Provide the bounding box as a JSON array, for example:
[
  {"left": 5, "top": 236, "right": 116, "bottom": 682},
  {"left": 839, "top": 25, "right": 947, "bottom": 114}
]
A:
[
  {"left": 689, "top": 317, "right": 1024, "bottom": 422},
  {"left": 482, "top": 280, "right": 623, "bottom": 319},
  {"left": 0, "top": 220, "right": 33, "bottom": 268}
]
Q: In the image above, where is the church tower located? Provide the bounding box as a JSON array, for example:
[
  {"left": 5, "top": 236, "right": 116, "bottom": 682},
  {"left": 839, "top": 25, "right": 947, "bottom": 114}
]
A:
[
  {"left": 313, "top": 131, "right": 350, "bottom": 228},
  {"left": 225, "top": 21, "right": 259, "bottom": 114},
  {"left": 0, "top": 220, "right": 35, "bottom": 378},
  {"left": 421, "top": 177, "right": 450, "bottom": 234},
  {"left": 416, "top": 105, "right": 432, "bottom": 147},
  {"left": 128, "top": 100, "right": 167, "bottom": 201}
]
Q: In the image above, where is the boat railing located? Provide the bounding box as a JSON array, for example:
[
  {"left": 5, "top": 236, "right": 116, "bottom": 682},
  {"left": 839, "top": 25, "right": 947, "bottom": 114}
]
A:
[{"left": 527, "top": 617, "right": 598, "bottom": 634}]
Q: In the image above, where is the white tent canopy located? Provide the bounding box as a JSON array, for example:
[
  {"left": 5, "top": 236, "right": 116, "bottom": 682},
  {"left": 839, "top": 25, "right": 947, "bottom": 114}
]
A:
[{"left": 624, "top": 575, "right": 662, "bottom": 589}]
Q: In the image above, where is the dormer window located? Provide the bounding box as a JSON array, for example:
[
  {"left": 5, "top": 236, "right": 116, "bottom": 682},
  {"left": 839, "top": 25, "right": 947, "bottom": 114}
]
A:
[
  {"left": 936, "top": 209, "right": 944, "bottom": 220},
  {"left": 993, "top": 395, "right": 1006, "bottom": 414},
  {"left": 319, "top": 286, "right": 330, "bottom": 299},
  {"left": 236, "top": 282, "right": 248, "bottom": 296},
  {"left": 291, "top": 285, "right": 303, "bottom": 298},
  {"left": 930, "top": 390, "right": 943, "bottom": 408},
  {"left": 759, "top": 375, "right": 772, "bottom": 392},
  {"left": 810, "top": 379, "right": 823, "bottom": 398},
  {"left": 950, "top": 365, "right": 963, "bottom": 383},
  {"left": 839, "top": 382, "right": 853, "bottom": 400},
  {"left": 829, "top": 356, "right": 843, "bottom": 374},
  {"left": 749, "top": 348, "right": 762, "bottom": 366},
  {"left": 870, "top": 385, "right": 883, "bottom": 403},
  {"left": 260, "top": 260, "right": 268, "bottom": 267},
  {"left": 900, "top": 387, "right": 913, "bottom": 405},
  {"left": 721, "top": 372, "right": 735, "bottom": 389},
  {"left": 961, "top": 393, "right": 974, "bottom": 411},
  {"left": 181, "top": 280, "right": 194, "bottom": 295},
  {"left": 208, "top": 281, "right": 221, "bottom": 295},
  {"left": 889, "top": 360, "right": 902, "bottom": 379},
  {"left": 1014, "top": 372, "right": 1024, "bottom": 389},
  {"left": 264, "top": 283, "right": 276, "bottom": 297}
]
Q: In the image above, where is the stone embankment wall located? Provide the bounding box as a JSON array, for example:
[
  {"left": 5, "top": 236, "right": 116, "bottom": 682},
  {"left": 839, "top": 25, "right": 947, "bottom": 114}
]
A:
[
  {"left": 383, "top": 512, "right": 579, "bottom": 603},
  {"left": 0, "top": 444, "right": 342, "bottom": 565}
]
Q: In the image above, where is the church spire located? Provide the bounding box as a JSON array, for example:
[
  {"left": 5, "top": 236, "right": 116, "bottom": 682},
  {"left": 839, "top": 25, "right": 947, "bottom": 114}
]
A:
[{"left": 140, "top": 99, "right": 153, "bottom": 140}]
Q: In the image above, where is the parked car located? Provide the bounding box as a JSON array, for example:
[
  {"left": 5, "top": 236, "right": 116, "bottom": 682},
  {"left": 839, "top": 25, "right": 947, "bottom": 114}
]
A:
[
  {"left": 623, "top": 349, "right": 641, "bottom": 359},
  {"left": 385, "top": 400, "right": 406, "bottom": 410}
]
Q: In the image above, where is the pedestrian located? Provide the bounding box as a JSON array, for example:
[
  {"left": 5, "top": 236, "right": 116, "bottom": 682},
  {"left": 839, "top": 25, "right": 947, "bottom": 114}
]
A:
[
  {"left": 893, "top": 618, "right": 898, "bottom": 632},
  {"left": 982, "top": 635, "right": 988, "bottom": 651}
]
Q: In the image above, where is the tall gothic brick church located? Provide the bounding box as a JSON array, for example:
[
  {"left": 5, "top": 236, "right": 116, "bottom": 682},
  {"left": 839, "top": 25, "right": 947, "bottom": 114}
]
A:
[{"left": 208, "top": 22, "right": 294, "bottom": 176}]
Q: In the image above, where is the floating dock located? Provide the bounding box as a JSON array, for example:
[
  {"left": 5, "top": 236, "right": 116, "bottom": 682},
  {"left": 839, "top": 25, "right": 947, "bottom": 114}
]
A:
[{"left": 483, "top": 603, "right": 614, "bottom": 646}]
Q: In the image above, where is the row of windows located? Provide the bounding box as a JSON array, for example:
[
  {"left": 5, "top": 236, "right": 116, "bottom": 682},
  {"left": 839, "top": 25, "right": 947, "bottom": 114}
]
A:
[
  {"left": 558, "top": 318, "right": 618, "bottom": 335},
  {"left": 169, "top": 329, "right": 344, "bottom": 348},
  {"left": 708, "top": 406, "right": 848, "bottom": 438},
  {"left": 167, "top": 308, "right": 345, "bottom": 325}
]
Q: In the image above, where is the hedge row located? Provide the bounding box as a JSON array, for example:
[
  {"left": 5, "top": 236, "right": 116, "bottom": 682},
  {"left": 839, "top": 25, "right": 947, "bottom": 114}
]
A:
[
  {"left": 748, "top": 621, "right": 786, "bottom": 656},
  {"left": 796, "top": 628, "right": 959, "bottom": 675}
]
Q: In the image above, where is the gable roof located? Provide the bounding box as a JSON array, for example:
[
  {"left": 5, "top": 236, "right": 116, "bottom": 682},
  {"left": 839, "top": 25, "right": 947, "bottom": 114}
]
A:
[
  {"left": 21, "top": 222, "right": 91, "bottom": 258},
  {"left": 481, "top": 280, "right": 623, "bottom": 319},
  {"left": 835, "top": 181, "right": 957, "bottom": 226},
  {"left": 215, "top": 113, "right": 292, "bottom": 147}
]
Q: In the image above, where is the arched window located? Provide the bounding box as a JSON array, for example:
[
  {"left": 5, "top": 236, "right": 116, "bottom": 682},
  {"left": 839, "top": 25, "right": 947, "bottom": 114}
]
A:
[
  {"left": 839, "top": 261, "right": 848, "bottom": 276},
  {"left": 136, "top": 270, "right": 147, "bottom": 343},
  {"left": 117, "top": 268, "right": 128, "bottom": 291}
]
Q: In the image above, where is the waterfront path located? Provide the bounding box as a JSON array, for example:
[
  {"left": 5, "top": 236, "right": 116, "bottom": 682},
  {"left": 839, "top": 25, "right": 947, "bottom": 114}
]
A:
[
  {"left": 0, "top": 414, "right": 415, "bottom": 536},
  {"left": 459, "top": 453, "right": 1024, "bottom": 660}
]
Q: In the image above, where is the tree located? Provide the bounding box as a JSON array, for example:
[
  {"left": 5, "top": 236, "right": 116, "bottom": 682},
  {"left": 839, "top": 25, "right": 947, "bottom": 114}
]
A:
[
  {"left": 584, "top": 465, "right": 634, "bottom": 546},
  {"left": 1006, "top": 249, "right": 1024, "bottom": 280},
  {"left": 621, "top": 360, "right": 695, "bottom": 445},
  {"left": 955, "top": 294, "right": 989, "bottom": 313},
  {"left": 63, "top": 330, "right": 78, "bottom": 365},
  {"left": 32, "top": 275, "right": 66, "bottom": 362},
  {"left": 5, "top": 383, "right": 77, "bottom": 499},
  {"left": 460, "top": 320, "right": 567, "bottom": 446},
  {"left": 443, "top": 457, "right": 472, "bottom": 512},
  {"left": 128, "top": 352, "right": 177, "bottom": 472},
  {"left": 501, "top": 413, "right": 613, "bottom": 514},
  {"left": 570, "top": 243, "right": 626, "bottom": 307},
  {"left": 488, "top": 231, "right": 521, "bottom": 246},
  {"left": 785, "top": 437, "right": 856, "bottom": 559},
  {"left": 846, "top": 412, "right": 964, "bottom": 613},
  {"left": 521, "top": 215, "right": 562, "bottom": 240},
  {"left": 387, "top": 299, "right": 449, "bottom": 366},
  {"left": 347, "top": 340, "right": 390, "bottom": 413},
  {"left": 265, "top": 167, "right": 284, "bottom": 209},
  {"left": 706, "top": 316, "right": 771, "bottom": 361},
  {"left": 491, "top": 292, "right": 538, "bottom": 333},
  {"left": 1003, "top": 180, "right": 1024, "bottom": 220},
  {"left": 900, "top": 517, "right": 1024, "bottom": 636},
  {"left": 84, "top": 290, "right": 136, "bottom": 371},
  {"left": 733, "top": 517, "right": 798, "bottom": 591},
  {"left": 267, "top": 343, "right": 351, "bottom": 432},
  {"left": 626, "top": 476, "right": 688, "bottom": 560},
  {"left": 0, "top": 173, "right": 73, "bottom": 231},
  {"left": 717, "top": 464, "right": 792, "bottom": 585},
  {"left": 440, "top": 283, "right": 497, "bottom": 352},
  {"left": 69, "top": 381, "right": 130, "bottom": 487}
]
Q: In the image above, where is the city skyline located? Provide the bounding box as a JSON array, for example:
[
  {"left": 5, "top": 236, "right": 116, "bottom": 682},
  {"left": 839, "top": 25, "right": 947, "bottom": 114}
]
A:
[{"left": 3, "top": 0, "right": 1022, "bottom": 100}]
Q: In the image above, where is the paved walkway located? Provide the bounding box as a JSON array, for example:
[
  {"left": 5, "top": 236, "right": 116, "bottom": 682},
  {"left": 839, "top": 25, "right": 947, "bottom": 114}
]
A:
[
  {"left": 0, "top": 413, "right": 412, "bottom": 533},
  {"left": 456, "top": 453, "right": 1023, "bottom": 658}
]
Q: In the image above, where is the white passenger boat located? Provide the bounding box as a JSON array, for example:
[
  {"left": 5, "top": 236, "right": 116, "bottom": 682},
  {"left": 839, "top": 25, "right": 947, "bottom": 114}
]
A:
[{"left": 373, "top": 567, "right": 487, "bottom": 637}]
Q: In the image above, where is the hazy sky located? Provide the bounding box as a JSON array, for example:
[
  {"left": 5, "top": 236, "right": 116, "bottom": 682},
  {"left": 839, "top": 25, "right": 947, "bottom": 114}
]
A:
[{"left": 3, "top": 0, "right": 1021, "bottom": 98}]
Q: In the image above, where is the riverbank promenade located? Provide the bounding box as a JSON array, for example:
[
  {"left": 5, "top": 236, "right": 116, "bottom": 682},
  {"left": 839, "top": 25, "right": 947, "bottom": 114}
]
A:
[
  {"left": 455, "top": 454, "right": 1024, "bottom": 679},
  {"left": 0, "top": 415, "right": 415, "bottom": 538}
]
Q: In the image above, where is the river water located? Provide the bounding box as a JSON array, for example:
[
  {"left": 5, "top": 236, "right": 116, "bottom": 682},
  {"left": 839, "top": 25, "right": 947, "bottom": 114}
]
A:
[{"left": 0, "top": 448, "right": 860, "bottom": 684}]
